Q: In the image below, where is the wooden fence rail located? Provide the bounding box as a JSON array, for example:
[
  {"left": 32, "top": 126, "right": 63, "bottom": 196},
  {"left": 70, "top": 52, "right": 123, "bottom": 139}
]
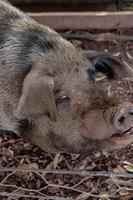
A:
[{"left": 29, "top": 11, "right": 133, "bottom": 30}]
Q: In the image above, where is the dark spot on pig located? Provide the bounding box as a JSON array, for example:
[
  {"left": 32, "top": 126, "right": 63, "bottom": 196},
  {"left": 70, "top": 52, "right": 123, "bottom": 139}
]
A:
[
  {"left": 3, "top": 101, "right": 14, "bottom": 118},
  {"left": 17, "top": 119, "right": 30, "bottom": 135},
  {"left": 4, "top": 11, "right": 22, "bottom": 21},
  {"left": 0, "top": 20, "right": 10, "bottom": 45},
  {"left": 75, "top": 68, "right": 79, "bottom": 73},
  {"left": 19, "top": 27, "right": 55, "bottom": 54},
  {"left": 15, "top": 27, "right": 55, "bottom": 67},
  {"left": 0, "top": 12, "right": 21, "bottom": 46}
]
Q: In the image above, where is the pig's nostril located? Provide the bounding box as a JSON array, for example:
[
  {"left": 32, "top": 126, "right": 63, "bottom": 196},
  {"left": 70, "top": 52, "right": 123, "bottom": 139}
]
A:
[
  {"left": 129, "top": 110, "right": 133, "bottom": 115},
  {"left": 118, "top": 115, "right": 126, "bottom": 124}
]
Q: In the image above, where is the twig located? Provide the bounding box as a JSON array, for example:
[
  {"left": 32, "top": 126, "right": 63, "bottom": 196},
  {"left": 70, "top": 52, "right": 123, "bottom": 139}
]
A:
[
  {"left": 33, "top": 171, "right": 49, "bottom": 185},
  {"left": 72, "top": 176, "right": 90, "bottom": 188},
  {"left": 0, "top": 139, "right": 18, "bottom": 148},
  {"left": 0, "top": 183, "right": 47, "bottom": 197},
  {"left": 106, "top": 178, "right": 133, "bottom": 187},
  {"left": 75, "top": 188, "right": 121, "bottom": 199},
  {"left": 0, "top": 192, "right": 68, "bottom": 200},
  {"left": 60, "top": 32, "right": 133, "bottom": 42},
  {"left": 39, "top": 182, "right": 86, "bottom": 193},
  {"left": 127, "top": 80, "right": 133, "bottom": 93},
  {"left": 0, "top": 171, "right": 16, "bottom": 184}
]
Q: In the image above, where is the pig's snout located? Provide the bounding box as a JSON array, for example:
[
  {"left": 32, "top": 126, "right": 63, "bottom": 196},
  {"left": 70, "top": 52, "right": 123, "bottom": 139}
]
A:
[{"left": 113, "top": 102, "right": 133, "bottom": 133}]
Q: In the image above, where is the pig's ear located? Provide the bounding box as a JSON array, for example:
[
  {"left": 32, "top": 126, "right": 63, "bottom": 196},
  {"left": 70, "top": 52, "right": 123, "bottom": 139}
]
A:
[
  {"left": 17, "top": 72, "right": 57, "bottom": 121},
  {"left": 84, "top": 50, "right": 132, "bottom": 79}
]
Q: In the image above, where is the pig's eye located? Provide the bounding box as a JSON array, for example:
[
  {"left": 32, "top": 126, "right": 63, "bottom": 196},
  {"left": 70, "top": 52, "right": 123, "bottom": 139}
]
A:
[{"left": 55, "top": 94, "right": 70, "bottom": 105}]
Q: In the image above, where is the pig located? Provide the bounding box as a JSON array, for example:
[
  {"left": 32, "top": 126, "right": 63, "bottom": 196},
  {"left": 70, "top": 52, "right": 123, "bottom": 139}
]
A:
[{"left": 0, "top": 0, "right": 133, "bottom": 154}]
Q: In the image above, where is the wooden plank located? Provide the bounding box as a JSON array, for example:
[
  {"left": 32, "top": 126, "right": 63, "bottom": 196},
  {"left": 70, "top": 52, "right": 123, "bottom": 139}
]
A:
[
  {"left": 10, "top": 0, "right": 116, "bottom": 4},
  {"left": 28, "top": 11, "right": 133, "bottom": 30}
]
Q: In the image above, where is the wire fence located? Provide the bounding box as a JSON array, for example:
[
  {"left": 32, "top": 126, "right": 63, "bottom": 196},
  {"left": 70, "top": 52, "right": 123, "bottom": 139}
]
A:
[{"left": 0, "top": 167, "right": 133, "bottom": 199}]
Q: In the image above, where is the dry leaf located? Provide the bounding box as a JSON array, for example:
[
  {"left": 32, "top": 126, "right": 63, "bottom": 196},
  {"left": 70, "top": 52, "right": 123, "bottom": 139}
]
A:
[
  {"left": 53, "top": 153, "right": 63, "bottom": 168},
  {"left": 16, "top": 162, "right": 38, "bottom": 178},
  {"left": 123, "top": 161, "right": 133, "bottom": 173}
]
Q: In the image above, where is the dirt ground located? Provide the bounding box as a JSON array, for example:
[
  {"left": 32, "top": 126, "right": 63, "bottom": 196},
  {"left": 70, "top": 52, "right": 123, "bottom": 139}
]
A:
[{"left": 0, "top": 30, "right": 133, "bottom": 200}]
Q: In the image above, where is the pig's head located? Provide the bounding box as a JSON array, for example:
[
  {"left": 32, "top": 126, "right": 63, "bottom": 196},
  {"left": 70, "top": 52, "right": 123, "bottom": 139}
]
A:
[{"left": 16, "top": 46, "right": 133, "bottom": 154}]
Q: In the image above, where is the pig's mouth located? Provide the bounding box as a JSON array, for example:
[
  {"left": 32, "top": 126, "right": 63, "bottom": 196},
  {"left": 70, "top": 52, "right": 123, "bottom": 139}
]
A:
[
  {"left": 104, "top": 126, "right": 133, "bottom": 151},
  {"left": 112, "top": 126, "right": 133, "bottom": 137}
]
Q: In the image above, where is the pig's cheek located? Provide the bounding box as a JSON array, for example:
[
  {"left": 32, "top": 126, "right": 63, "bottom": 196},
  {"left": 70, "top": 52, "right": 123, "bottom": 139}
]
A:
[{"left": 82, "top": 111, "right": 113, "bottom": 140}]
